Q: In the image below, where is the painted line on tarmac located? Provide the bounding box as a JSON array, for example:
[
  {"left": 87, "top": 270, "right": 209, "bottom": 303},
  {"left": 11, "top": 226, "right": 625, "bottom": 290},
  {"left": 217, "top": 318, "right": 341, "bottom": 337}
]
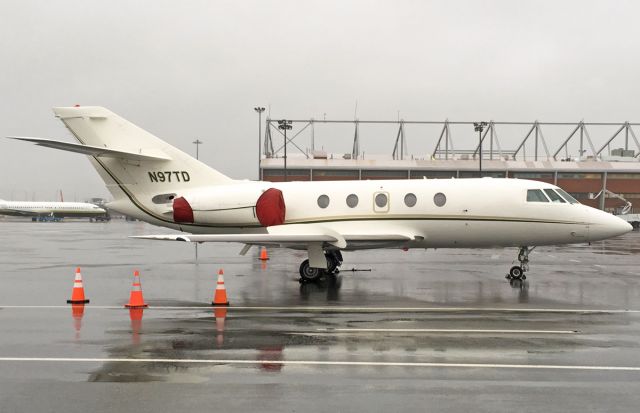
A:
[
  {"left": 0, "top": 305, "right": 639, "bottom": 314},
  {"left": 0, "top": 357, "right": 640, "bottom": 372},
  {"left": 314, "top": 328, "right": 578, "bottom": 334},
  {"left": 1, "top": 305, "right": 640, "bottom": 314}
]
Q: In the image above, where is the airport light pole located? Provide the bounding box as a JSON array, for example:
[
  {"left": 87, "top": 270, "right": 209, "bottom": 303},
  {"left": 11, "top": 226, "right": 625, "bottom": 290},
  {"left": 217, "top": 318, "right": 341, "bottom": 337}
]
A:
[
  {"left": 193, "top": 139, "right": 203, "bottom": 160},
  {"left": 474, "top": 122, "right": 488, "bottom": 176},
  {"left": 254, "top": 107, "right": 265, "bottom": 180},
  {"left": 278, "top": 120, "right": 292, "bottom": 182},
  {"left": 192, "top": 138, "right": 203, "bottom": 261}
]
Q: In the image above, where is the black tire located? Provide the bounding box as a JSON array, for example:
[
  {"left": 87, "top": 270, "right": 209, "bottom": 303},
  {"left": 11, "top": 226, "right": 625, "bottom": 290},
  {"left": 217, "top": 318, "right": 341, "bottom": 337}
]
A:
[
  {"left": 299, "top": 259, "right": 323, "bottom": 282},
  {"left": 509, "top": 266, "right": 524, "bottom": 280},
  {"left": 326, "top": 255, "right": 339, "bottom": 274}
]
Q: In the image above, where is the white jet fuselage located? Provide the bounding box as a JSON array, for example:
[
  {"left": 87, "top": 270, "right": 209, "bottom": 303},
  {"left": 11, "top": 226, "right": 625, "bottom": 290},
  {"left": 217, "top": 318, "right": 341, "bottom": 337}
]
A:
[{"left": 115, "top": 177, "right": 629, "bottom": 250}]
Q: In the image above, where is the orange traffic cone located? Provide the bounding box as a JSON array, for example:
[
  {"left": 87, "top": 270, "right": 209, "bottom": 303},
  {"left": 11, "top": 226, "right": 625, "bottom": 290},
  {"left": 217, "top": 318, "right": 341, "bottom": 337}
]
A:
[
  {"left": 259, "top": 247, "right": 269, "bottom": 261},
  {"left": 125, "top": 270, "right": 148, "bottom": 308},
  {"left": 67, "top": 267, "right": 90, "bottom": 304},
  {"left": 212, "top": 269, "right": 230, "bottom": 306}
]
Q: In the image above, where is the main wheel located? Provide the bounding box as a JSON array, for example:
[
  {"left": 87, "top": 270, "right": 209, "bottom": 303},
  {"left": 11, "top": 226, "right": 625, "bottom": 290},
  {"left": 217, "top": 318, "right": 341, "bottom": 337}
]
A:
[
  {"left": 325, "top": 254, "right": 339, "bottom": 274},
  {"left": 299, "top": 259, "right": 323, "bottom": 282},
  {"left": 509, "top": 266, "right": 524, "bottom": 280}
]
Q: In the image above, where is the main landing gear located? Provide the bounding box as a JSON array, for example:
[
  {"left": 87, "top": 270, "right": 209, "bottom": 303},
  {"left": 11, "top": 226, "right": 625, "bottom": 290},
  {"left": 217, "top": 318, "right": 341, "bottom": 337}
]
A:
[
  {"left": 507, "top": 246, "right": 535, "bottom": 280},
  {"left": 299, "top": 250, "right": 343, "bottom": 283}
]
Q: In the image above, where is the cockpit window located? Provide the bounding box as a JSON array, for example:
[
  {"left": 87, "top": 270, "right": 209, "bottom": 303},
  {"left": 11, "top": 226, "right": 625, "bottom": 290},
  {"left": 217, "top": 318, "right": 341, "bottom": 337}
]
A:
[
  {"left": 555, "top": 188, "right": 579, "bottom": 204},
  {"left": 527, "top": 189, "right": 549, "bottom": 202},
  {"left": 543, "top": 189, "right": 566, "bottom": 203}
]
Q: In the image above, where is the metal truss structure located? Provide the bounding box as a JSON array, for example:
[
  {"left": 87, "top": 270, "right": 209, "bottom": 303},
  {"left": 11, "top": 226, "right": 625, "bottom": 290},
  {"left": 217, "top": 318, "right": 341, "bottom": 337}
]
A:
[{"left": 263, "top": 119, "right": 640, "bottom": 161}]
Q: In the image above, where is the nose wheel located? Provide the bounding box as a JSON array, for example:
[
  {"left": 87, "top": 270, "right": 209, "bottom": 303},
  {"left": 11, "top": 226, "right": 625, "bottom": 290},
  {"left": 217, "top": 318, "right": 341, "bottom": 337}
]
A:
[
  {"left": 506, "top": 246, "right": 534, "bottom": 280},
  {"left": 508, "top": 265, "right": 526, "bottom": 280}
]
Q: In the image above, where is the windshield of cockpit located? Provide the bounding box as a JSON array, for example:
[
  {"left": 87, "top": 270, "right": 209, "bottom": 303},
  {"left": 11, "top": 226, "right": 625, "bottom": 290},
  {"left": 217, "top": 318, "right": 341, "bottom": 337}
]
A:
[{"left": 526, "top": 188, "right": 579, "bottom": 204}]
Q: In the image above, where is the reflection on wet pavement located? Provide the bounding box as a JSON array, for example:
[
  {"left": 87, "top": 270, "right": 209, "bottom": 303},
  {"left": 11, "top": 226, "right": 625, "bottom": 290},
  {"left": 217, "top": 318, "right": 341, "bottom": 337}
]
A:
[{"left": 0, "top": 222, "right": 639, "bottom": 411}]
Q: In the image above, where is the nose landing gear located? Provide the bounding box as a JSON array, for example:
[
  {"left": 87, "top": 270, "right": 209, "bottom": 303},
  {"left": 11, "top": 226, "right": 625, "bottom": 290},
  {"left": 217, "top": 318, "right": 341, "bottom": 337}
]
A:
[{"left": 507, "top": 246, "right": 535, "bottom": 280}]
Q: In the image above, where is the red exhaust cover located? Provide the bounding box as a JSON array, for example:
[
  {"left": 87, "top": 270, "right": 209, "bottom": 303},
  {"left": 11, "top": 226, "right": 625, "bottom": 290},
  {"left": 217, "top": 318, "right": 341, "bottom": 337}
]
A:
[
  {"left": 256, "top": 188, "right": 286, "bottom": 226},
  {"left": 173, "top": 197, "right": 194, "bottom": 223}
]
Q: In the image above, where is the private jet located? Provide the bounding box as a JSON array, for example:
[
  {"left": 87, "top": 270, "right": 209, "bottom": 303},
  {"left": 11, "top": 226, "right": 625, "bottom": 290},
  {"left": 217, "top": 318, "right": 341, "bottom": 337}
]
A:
[{"left": 9, "top": 106, "right": 632, "bottom": 281}]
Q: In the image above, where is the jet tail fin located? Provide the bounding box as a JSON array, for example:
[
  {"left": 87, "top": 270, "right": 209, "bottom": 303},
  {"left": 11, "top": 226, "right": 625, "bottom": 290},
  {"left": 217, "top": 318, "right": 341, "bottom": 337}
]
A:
[{"left": 12, "top": 106, "right": 235, "bottom": 223}]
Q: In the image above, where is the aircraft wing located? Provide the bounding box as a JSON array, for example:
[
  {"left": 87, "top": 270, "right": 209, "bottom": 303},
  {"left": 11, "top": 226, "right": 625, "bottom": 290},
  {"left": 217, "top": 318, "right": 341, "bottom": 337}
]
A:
[
  {"left": 7, "top": 137, "right": 171, "bottom": 162},
  {"left": 0, "top": 208, "right": 41, "bottom": 217},
  {"left": 131, "top": 224, "right": 422, "bottom": 248},
  {"left": 132, "top": 233, "right": 340, "bottom": 245}
]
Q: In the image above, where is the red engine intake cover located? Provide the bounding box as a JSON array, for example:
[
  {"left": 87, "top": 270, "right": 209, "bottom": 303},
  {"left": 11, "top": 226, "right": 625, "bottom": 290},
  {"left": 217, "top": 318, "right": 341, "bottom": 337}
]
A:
[
  {"left": 173, "top": 197, "right": 194, "bottom": 223},
  {"left": 256, "top": 188, "right": 286, "bottom": 226}
]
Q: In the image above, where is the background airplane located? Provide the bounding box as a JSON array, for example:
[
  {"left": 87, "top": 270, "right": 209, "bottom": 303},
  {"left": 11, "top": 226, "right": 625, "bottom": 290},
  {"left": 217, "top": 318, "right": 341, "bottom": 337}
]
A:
[
  {"left": 9, "top": 106, "right": 632, "bottom": 282},
  {"left": 0, "top": 199, "right": 107, "bottom": 220}
]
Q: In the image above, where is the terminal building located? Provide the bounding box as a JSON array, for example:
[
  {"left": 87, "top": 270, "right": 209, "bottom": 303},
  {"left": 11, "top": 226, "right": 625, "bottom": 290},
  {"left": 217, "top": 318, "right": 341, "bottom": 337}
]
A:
[{"left": 258, "top": 119, "right": 640, "bottom": 213}]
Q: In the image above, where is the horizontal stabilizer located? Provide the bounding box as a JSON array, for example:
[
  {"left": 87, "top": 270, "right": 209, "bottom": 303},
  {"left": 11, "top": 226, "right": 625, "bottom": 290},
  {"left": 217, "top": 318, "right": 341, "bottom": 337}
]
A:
[{"left": 7, "top": 137, "right": 171, "bottom": 162}]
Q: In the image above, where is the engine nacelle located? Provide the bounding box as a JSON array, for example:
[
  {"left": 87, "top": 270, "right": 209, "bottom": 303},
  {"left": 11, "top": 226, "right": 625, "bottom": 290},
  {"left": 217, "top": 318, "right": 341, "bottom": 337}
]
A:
[{"left": 172, "top": 185, "right": 286, "bottom": 227}]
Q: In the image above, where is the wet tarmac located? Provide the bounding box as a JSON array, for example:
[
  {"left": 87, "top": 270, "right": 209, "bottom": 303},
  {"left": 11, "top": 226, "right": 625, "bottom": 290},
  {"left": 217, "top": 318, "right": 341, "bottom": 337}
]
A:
[{"left": 0, "top": 220, "right": 639, "bottom": 412}]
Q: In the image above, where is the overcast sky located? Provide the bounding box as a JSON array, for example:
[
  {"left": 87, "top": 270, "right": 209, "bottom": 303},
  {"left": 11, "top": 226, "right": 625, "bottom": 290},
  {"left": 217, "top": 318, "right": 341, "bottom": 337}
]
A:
[{"left": 1, "top": 0, "right": 639, "bottom": 201}]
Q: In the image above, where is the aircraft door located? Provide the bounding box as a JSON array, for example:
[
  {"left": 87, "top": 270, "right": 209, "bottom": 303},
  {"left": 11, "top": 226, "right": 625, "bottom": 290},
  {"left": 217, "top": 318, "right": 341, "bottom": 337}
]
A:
[{"left": 373, "top": 191, "right": 390, "bottom": 213}]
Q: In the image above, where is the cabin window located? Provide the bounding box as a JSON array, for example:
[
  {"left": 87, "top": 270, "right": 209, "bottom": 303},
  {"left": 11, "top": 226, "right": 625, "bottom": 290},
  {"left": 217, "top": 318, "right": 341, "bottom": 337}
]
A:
[
  {"left": 544, "top": 189, "right": 566, "bottom": 203},
  {"left": 317, "top": 195, "right": 330, "bottom": 208},
  {"left": 375, "top": 193, "right": 388, "bottom": 208},
  {"left": 404, "top": 193, "right": 417, "bottom": 207},
  {"left": 555, "top": 188, "right": 579, "bottom": 204},
  {"left": 346, "top": 194, "right": 358, "bottom": 208},
  {"left": 433, "top": 192, "right": 446, "bottom": 207},
  {"left": 527, "top": 189, "right": 549, "bottom": 202}
]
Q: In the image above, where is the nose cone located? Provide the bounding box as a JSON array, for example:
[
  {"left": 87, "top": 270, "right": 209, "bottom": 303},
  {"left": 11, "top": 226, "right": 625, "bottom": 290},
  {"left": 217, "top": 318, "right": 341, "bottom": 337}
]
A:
[{"left": 587, "top": 208, "right": 633, "bottom": 241}]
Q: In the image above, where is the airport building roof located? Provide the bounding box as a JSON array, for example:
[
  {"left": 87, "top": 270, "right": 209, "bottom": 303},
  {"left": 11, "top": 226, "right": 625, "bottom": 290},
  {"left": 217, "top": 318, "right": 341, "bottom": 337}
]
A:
[{"left": 261, "top": 156, "right": 640, "bottom": 173}]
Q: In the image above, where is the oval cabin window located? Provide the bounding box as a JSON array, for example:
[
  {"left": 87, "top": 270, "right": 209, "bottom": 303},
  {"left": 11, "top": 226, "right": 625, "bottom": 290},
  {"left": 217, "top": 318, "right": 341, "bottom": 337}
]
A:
[
  {"left": 346, "top": 194, "right": 359, "bottom": 208},
  {"left": 317, "top": 194, "right": 330, "bottom": 208},
  {"left": 375, "top": 193, "right": 388, "bottom": 208},
  {"left": 433, "top": 192, "right": 446, "bottom": 207},
  {"left": 404, "top": 193, "right": 417, "bottom": 207}
]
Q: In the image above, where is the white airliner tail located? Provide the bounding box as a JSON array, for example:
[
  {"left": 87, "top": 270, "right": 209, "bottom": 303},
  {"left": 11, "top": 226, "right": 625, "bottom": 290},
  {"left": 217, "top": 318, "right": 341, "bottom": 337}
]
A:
[{"left": 47, "top": 106, "right": 234, "bottom": 217}]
